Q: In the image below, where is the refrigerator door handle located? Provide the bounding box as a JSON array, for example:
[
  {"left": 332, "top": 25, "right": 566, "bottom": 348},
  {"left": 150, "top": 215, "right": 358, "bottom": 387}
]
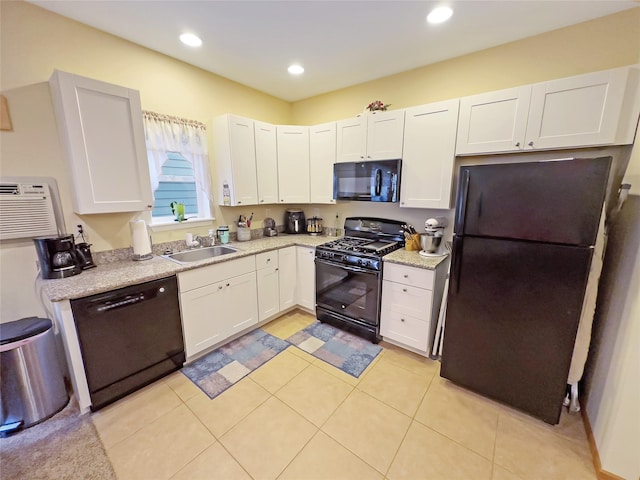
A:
[
  {"left": 455, "top": 169, "right": 471, "bottom": 233},
  {"left": 451, "top": 236, "right": 463, "bottom": 293}
]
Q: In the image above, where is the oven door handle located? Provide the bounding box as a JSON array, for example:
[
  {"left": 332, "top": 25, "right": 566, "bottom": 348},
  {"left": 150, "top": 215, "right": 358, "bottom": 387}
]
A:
[{"left": 315, "top": 257, "right": 378, "bottom": 275}]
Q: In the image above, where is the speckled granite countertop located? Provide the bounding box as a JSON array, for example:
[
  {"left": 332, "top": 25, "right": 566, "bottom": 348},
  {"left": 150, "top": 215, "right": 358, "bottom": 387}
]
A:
[
  {"left": 384, "top": 248, "right": 450, "bottom": 270},
  {"left": 41, "top": 235, "right": 329, "bottom": 302},
  {"left": 41, "top": 235, "right": 449, "bottom": 302}
]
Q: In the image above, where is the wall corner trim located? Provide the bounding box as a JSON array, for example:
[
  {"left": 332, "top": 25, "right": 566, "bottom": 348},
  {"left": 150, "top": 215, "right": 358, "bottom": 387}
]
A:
[{"left": 582, "top": 409, "right": 628, "bottom": 480}]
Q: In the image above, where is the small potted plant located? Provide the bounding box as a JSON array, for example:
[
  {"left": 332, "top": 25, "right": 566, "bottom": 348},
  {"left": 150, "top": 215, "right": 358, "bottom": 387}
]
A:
[{"left": 170, "top": 201, "right": 186, "bottom": 222}]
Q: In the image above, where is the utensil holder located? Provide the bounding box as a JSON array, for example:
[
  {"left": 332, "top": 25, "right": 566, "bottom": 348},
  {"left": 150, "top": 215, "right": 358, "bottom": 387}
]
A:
[
  {"left": 237, "top": 227, "right": 251, "bottom": 242},
  {"left": 405, "top": 234, "right": 421, "bottom": 251}
]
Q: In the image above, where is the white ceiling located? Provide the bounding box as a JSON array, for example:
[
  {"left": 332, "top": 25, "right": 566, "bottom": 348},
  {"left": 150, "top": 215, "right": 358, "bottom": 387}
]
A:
[{"left": 29, "top": 0, "right": 638, "bottom": 102}]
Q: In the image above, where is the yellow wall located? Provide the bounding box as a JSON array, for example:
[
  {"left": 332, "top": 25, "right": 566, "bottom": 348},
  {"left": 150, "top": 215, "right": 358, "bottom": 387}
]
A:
[
  {"left": 292, "top": 8, "right": 640, "bottom": 125},
  {"left": 0, "top": 1, "right": 292, "bottom": 250},
  {"left": 1, "top": 2, "right": 639, "bottom": 252}
]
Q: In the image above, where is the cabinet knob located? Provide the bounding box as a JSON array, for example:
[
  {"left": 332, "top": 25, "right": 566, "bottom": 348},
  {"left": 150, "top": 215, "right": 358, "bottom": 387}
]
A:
[
  {"left": 403, "top": 288, "right": 407, "bottom": 292},
  {"left": 147, "top": 204, "right": 153, "bottom": 209},
  {"left": 260, "top": 199, "right": 264, "bottom": 203},
  {"left": 404, "top": 274, "right": 409, "bottom": 278},
  {"left": 528, "top": 141, "right": 534, "bottom": 147},
  {"left": 281, "top": 199, "right": 285, "bottom": 202},
  {"left": 218, "top": 285, "right": 223, "bottom": 290},
  {"left": 400, "top": 318, "right": 405, "bottom": 322},
  {"left": 515, "top": 142, "right": 520, "bottom": 147},
  {"left": 267, "top": 258, "right": 271, "bottom": 262},
  {"left": 226, "top": 282, "right": 230, "bottom": 287},
  {"left": 275, "top": 268, "right": 279, "bottom": 271},
  {"left": 367, "top": 155, "right": 371, "bottom": 159}
]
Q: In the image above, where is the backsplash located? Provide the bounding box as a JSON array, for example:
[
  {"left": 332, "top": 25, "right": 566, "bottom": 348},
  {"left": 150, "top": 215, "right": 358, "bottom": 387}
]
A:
[{"left": 92, "top": 224, "right": 337, "bottom": 264}]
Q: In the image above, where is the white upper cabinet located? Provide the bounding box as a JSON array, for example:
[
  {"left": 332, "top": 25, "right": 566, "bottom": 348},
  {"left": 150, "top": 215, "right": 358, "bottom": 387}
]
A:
[
  {"left": 336, "top": 110, "right": 405, "bottom": 162},
  {"left": 336, "top": 117, "right": 366, "bottom": 162},
  {"left": 456, "top": 86, "right": 532, "bottom": 155},
  {"left": 309, "top": 122, "right": 337, "bottom": 204},
  {"left": 214, "top": 114, "right": 258, "bottom": 206},
  {"left": 401, "top": 99, "right": 460, "bottom": 209},
  {"left": 277, "top": 125, "right": 310, "bottom": 203},
  {"left": 254, "top": 121, "right": 278, "bottom": 205},
  {"left": 456, "top": 65, "right": 640, "bottom": 155},
  {"left": 49, "top": 70, "right": 153, "bottom": 214},
  {"left": 526, "top": 66, "right": 639, "bottom": 150},
  {"left": 366, "top": 110, "right": 406, "bottom": 160}
]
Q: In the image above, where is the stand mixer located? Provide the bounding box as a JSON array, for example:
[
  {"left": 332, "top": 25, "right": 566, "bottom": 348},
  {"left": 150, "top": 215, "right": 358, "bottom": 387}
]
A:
[{"left": 418, "top": 217, "right": 448, "bottom": 257}]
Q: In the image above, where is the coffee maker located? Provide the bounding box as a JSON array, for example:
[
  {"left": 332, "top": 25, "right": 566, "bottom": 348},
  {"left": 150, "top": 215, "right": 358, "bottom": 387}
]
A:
[
  {"left": 33, "top": 235, "right": 83, "bottom": 279},
  {"left": 285, "top": 209, "right": 305, "bottom": 234}
]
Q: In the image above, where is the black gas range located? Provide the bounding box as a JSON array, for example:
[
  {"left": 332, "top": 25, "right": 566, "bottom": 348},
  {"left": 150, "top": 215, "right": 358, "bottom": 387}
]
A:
[{"left": 315, "top": 217, "right": 405, "bottom": 343}]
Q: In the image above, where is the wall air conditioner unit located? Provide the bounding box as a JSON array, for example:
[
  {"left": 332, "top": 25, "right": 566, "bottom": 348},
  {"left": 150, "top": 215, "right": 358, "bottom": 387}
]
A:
[{"left": 0, "top": 182, "right": 58, "bottom": 240}]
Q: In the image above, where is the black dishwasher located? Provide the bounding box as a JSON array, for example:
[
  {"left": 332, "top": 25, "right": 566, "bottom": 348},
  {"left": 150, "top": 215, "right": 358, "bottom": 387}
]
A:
[{"left": 71, "top": 276, "right": 185, "bottom": 411}]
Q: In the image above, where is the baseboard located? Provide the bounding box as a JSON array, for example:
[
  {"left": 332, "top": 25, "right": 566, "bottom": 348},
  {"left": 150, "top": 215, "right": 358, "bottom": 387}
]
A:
[{"left": 582, "top": 410, "right": 626, "bottom": 480}]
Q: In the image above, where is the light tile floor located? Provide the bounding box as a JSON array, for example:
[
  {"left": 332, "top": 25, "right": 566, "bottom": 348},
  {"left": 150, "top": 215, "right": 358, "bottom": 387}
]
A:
[{"left": 92, "top": 310, "right": 597, "bottom": 480}]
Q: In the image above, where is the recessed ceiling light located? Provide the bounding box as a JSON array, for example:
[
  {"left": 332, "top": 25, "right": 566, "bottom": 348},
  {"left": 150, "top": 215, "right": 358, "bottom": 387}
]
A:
[
  {"left": 427, "top": 6, "right": 453, "bottom": 24},
  {"left": 288, "top": 64, "right": 304, "bottom": 75},
  {"left": 179, "top": 33, "right": 202, "bottom": 47}
]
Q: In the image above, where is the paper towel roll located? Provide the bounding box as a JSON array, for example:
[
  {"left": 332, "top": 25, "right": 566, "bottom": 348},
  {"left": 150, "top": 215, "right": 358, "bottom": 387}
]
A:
[{"left": 130, "top": 220, "right": 152, "bottom": 256}]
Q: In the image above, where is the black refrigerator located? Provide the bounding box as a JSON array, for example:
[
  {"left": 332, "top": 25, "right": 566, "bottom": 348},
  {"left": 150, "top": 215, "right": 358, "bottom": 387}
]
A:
[{"left": 440, "top": 157, "right": 611, "bottom": 425}]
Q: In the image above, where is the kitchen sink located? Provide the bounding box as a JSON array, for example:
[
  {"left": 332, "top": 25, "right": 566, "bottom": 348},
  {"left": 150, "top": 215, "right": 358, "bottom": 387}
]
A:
[{"left": 162, "top": 245, "right": 238, "bottom": 264}]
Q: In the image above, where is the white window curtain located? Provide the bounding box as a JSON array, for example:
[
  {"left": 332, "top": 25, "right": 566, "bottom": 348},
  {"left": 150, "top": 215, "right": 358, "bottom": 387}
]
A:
[{"left": 143, "top": 111, "right": 213, "bottom": 218}]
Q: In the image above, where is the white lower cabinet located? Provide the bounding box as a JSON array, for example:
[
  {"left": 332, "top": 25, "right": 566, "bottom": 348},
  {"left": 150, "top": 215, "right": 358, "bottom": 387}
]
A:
[
  {"left": 256, "top": 249, "right": 298, "bottom": 321},
  {"left": 380, "top": 262, "right": 447, "bottom": 355},
  {"left": 295, "top": 246, "right": 315, "bottom": 311},
  {"left": 256, "top": 252, "right": 280, "bottom": 322},
  {"left": 279, "top": 246, "right": 297, "bottom": 311},
  {"left": 178, "top": 256, "right": 258, "bottom": 358}
]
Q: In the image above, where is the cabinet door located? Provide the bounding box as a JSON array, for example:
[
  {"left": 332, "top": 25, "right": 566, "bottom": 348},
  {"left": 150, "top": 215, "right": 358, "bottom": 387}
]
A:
[
  {"left": 255, "top": 121, "right": 279, "bottom": 204},
  {"left": 401, "top": 100, "right": 459, "bottom": 209},
  {"left": 309, "top": 122, "right": 337, "bottom": 204},
  {"left": 336, "top": 117, "right": 366, "bottom": 162},
  {"left": 225, "top": 272, "right": 259, "bottom": 337},
  {"left": 257, "top": 266, "right": 280, "bottom": 321},
  {"left": 180, "top": 281, "right": 226, "bottom": 358},
  {"left": 277, "top": 126, "right": 310, "bottom": 203},
  {"left": 214, "top": 115, "right": 258, "bottom": 206},
  {"left": 49, "top": 70, "right": 153, "bottom": 214},
  {"left": 380, "top": 280, "right": 433, "bottom": 353},
  {"left": 295, "top": 246, "right": 316, "bottom": 311},
  {"left": 366, "top": 110, "right": 405, "bottom": 160},
  {"left": 278, "top": 246, "right": 297, "bottom": 311},
  {"left": 456, "top": 86, "right": 532, "bottom": 155},
  {"left": 525, "top": 67, "right": 631, "bottom": 150}
]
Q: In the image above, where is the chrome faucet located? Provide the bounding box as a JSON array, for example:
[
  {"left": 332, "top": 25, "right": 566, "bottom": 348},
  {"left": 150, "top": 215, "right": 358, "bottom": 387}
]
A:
[{"left": 186, "top": 235, "right": 202, "bottom": 249}]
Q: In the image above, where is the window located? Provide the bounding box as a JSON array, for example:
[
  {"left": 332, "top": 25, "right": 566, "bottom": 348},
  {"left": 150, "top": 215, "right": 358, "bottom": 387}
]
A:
[{"left": 143, "top": 111, "right": 213, "bottom": 226}]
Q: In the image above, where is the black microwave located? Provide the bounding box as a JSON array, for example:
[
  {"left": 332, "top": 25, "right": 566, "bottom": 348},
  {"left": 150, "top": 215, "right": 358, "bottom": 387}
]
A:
[{"left": 333, "top": 159, "right": 401, "bottom": 202}]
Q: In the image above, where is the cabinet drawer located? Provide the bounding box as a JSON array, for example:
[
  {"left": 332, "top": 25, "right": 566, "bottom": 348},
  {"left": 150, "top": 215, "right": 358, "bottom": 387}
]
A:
[
  {"left": 178, "top": 255, "right": 256, "bottom": 292},
  {"left": 383, "top": 262, "right": 434, "bottom": 289},
  {"left": 380, "top": 310, "right": 430, "bottom": 352},
  {"left": 382, "top": 280, "right": 432, "bottom": 319},
  {"left": 256, "top": 250, "right": 278, "bottom": 270}
]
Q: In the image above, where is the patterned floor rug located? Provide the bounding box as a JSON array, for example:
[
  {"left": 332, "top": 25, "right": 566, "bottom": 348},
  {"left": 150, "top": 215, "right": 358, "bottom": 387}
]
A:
[
  {"left": 182, "top": 329, "right": 289, "bottom": 399},
  {"left": 286, "top": 321, "right": 383, "bottom": 378}
]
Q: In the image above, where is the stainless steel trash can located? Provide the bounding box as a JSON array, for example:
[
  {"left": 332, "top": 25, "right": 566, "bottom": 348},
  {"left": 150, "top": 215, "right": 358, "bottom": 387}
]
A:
[{"left": 0, "top": 317, "right": 69, "bottom": 435}]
